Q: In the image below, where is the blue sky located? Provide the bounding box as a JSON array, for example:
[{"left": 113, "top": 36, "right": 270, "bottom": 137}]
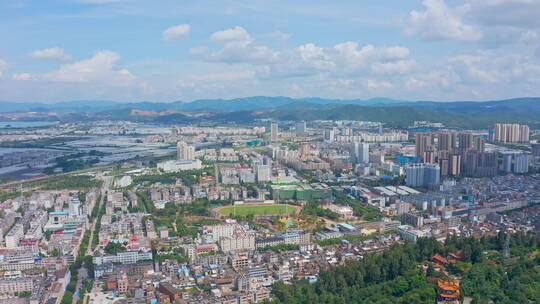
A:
[{"left": 1, "top": 0, "right": 539, "bottom": 102}]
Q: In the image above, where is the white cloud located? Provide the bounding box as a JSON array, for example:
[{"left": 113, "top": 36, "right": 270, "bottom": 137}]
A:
[
  {"left": 406, "top": 0, "right": 540, "bottom": 48},
  {"left": 293, "top": 43, "right": 335, "bottom": 70},
  {"left": 189, "top": 46, "right": 207, "bottom": 55},
  {"left": 332, "top": 43, "right": 413, "bottom": 74},
  {"left": 199, "top": 32, "right": 417, "bottom": 85},
  {"left": 406, "top": 77, "right": 427, "bottom": 89},
  {"left": 41, "top": 51, "right": 135, "bottom": 85},
  {"left": 406, "top": 0, "right": 482, "bottom": 41},
  {"left": 367, "top": 79, "right": 393, "bottom": 90},
  {"left": 372, "top": 59, "right": 417, "bottom": 75},
  {"left": 12, "top": 73, "right": 37, "bottom": 81},
  {"left": 201, "top": 27, "right": 416, "bottom": 82},
  {"left": 163, "top": 24, "right": 190, "bottom": 41},
  {"left": 204, "top": 26, "right": 279, "bottom": 64},
  {"left": 264, "top": 31, "right": 292, "bottom": 41},
  {"left": 209, "top": 44, "right": 279, "bottom": 64},
  {"left": 383, "top": 46, "right": 410, "bottom": 60},
  {"left": 176, "top": 64, "right": 259, "bottom": 98},
  {"left": 210, "top": 26, "right": 252, "bottom": 44},
  {"left": 333, "top": 42, "right": 378, "bottom": 70},
  {"left": 415, "top": 68, "right": 462, "bottom": 89},
  {"left": 449, "top": 54, "right": 505, "bottom": 83},
  {"left": 30, "top": 47, "right": 71, "bottom": 61},
  {"left": 466, "top": 0, "right": 540, "bottom": 29},
  {"left": 6, "top": 19, "right": 539, "bottom": 102},
  {"left": 519, "top": 31, "right": 539, "bottom": 45},
  {"left": 0, "top": 59, "right": 7, "bottom": 78}
]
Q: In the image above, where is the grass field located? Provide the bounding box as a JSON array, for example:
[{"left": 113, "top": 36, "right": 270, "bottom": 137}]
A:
[{"left": 217, "top": 204, "right": 299, "bottom": 217}]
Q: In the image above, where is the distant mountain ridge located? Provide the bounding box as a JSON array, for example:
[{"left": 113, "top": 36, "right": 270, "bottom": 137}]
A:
[
  {"left": 0, "top": 96, "right": 407, "bottom": 113},
  {"left": 1, "top": 96, "right": 539, "bottom": 128},
  {"left": 2, "top": 96, "right": 536, "bottom": 113}
]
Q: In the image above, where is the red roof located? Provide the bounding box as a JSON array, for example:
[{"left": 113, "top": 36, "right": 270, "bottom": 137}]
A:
[{"left": 432, "top": 254, "right": 449, "bottom": 265}]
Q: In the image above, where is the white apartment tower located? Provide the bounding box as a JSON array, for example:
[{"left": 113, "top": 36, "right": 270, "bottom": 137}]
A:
[
  {"left": 351, "top": 142, "right": 369, "bottom": 164},
  {"left": 177, "top": 141, "right": 195, "bottom": 160},
  {"left": 270, "top": 122, "right": 279, "bottom": 142},
  {"left": 493, "top": 123, "right": 530, "bottom": 143}
]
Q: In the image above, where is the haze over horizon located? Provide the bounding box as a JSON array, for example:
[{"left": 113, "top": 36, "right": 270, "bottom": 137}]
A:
[
  {"left": 1, "top": 0, "right": 540, "bottom": 103},
  {"left": 3, "top": 96, "right": 540, "bottom": 106}
]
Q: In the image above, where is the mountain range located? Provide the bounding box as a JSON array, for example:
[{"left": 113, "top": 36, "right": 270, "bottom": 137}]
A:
[
  {"left": 0, "top": 96, "right": 404, "bottom": 113},
  {"left": 1, "top": 96, "right": 539, "bottom": 128}
]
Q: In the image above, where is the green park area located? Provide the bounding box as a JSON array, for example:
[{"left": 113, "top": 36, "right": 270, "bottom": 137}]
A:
[{"left": 217, "top": 204, "right": 298, "bottom": 217}]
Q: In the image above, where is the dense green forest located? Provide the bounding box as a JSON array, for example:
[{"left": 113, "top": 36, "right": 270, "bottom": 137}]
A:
[{"left": 271, "top": 232, "right": 540, "bottom": 304}]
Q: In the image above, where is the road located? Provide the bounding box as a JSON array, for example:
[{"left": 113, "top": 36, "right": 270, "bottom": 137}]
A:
[
  {"left": 86, "top": 175, "right": 112, "bottom": 256},
  {"left": 73, "top": 175, "right": 112, "bottom": 304}
]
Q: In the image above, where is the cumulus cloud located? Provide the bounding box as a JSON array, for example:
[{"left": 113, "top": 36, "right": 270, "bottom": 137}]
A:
[
  {"left": 30, "top": 47, "right": 71, "bottom": 61},
  {"left": 406, "top": 0, "right": 482, "bottom": 41},
  {"left": 449, "top": 54, "right": 505, "bottom": 83},
  {"left": 204, "top": 26, "right": 279, "bottom": 64},
  {"left": 264, "top": 31, "right": 292, "bottom": 41},
  {"left": 293, "top": 43, "right": 335, "bottom": 70},
  {"left": 210, "top": 26, "right": 252, "bottom": 45},
  {"left": 466, "top": 0, "right": 540, "bottom": 29},
  {"left": 383, "top": 46, "right": 411, "bottom": 60},
  {"left": 163, "top": 24, "right": 190, "bottom": 41},
  {"left": 405, "top": 77, "right": 427, "bottom": 89},
  {"left": 412, "top": 67, "right": 462, "bottom": 90},
  {"left": 371, "top": 59, "right": 417, "bottom": 75},
  {"left": 12, "top": 73, "right": 37, "bottom": 81},
  {"left": 367, "top": 79, "right": 393, "bottom": 90},
  {"left": 332, "top": 42, "right": 377, "bottom": 70},
  {"left": 197, "top": 28, "right": 419, "bottom": 86},
  {"left": 406, "top": 0, "right": 540, "bottom": 49},
  {"left": 398, "top": 48, "right": 540, "bottom": 99},
  {"left": 175, "top": 64, "right": 260, "bottom": 98},
  {"left": 209, "top": 44, "right": 279, "bottom": 64},
  {"left": 20, "top": 51, "right": 135, "bottom": 86},
  {"left": 7, "top": 16, "right": 540, "bottom": 102}
]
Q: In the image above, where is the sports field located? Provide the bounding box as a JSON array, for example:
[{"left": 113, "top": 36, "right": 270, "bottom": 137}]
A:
[{"left": 216, "top": 204, "right": 299, "bottom": 217}]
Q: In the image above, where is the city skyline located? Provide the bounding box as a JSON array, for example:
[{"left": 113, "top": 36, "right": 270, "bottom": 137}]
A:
[
  {"left": 2, "top": 2, "right": 540, "bottom": 303},
  {"left": 1, "top": 0, "right": 540, "bottom": 102}
]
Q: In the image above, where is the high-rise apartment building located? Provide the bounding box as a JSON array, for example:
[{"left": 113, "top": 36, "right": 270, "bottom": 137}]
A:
[
  {"left": 256, "top": 164, "right": 271, "bottom": 182},
  {"left": 462, "top": 151, "right": 498, "bottom": 177},
  {"left": 533, "top": 144, "right": 540, "bottom": 158},
  {"left": 473, "top": 137, "right": 485, "bottom": 152},
  {"left": 415, "top": 133, "right": 435, "bottom": 162},
  {"left": 502, "top": 154, "right": 513, "bottom": 173},
  {"left": 448, "top": 153, "right": 462, "bottom": 176},
  {"left": 405, "top": 163, "right": 440, "bottom": 188},
  {"left": 501, "top": 153, "right": 530, "bottom": 174},
  {"left": 514, "top": 153, "right": 530, "bottom": 174},
  {"left": 457, "top": 133, "right": 485, "bottom": 153},
  {"left": 324, "top": 129, "right": 335, "bottom": 142},
  {"left": 493, "top": 123, "right": 530, "bottom": 143},
  {"left": 350, "top": 142, "right": 369, "bottom": 164},
  {"left": 439, "top": 156, "right": 449, "bottom": 178},
  {"left": 295, "top": 121, "right": 306, "bottom": 136},
  {"left": 177, "top": 141, "right": 195, "bottom": 160},
  {"left": 457, "top": 133, "right": 474, "bottom": 152},
  {"left": 437, "top": 132, "right": 457, "bottom": 152},
  {"left": 270, "top": 122, "right": 279, "bottom": 142},
  {"left": 423, "top": 147, "right": 437, "bottom": 164}
]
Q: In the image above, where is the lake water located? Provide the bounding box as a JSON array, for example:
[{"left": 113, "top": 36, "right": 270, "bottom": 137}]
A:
[{"left": 0, "top": 121, "right": 60, "bottom": 128}]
